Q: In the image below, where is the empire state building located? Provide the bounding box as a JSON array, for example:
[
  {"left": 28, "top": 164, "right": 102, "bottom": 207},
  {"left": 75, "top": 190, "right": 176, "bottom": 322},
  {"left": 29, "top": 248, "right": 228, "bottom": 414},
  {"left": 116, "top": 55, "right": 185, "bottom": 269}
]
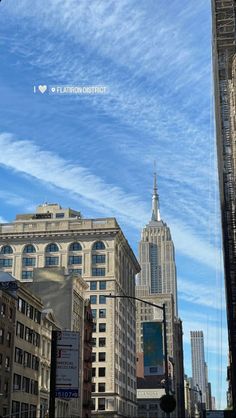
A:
[{"left": 137, "top": 173, "right": 178, "bottom": 315}]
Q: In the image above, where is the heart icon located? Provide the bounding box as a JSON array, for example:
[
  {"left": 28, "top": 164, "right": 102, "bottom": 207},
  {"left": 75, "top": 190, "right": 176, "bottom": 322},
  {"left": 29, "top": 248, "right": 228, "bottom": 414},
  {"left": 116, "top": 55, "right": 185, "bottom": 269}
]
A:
[{"left": 38, "top": 85, "right": 47, "bottom": 94}]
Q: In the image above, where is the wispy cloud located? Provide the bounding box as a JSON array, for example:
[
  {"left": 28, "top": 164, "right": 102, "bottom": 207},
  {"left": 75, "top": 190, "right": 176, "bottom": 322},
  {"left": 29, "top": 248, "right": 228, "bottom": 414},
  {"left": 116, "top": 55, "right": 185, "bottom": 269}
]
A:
[
  {"left": 178, "top": 276, "right": 225, "bottom": 310},
  {"left": 0, "top": 133, "right": 222, "bottom": 274},
  {"left": 0, "top": 0, "right": 216, "bottom": 246}
]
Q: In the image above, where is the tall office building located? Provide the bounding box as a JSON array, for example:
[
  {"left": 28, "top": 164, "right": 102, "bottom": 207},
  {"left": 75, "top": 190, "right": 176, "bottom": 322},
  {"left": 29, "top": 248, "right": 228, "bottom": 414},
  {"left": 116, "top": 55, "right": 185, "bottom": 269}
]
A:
[
  {"left": 190, "top": 331, "right": 207, "bottom": 404},
  {"left": 0, "top": 203, "right": 140, "bottom": 418},
  {"left": 137, "top": 174, "right": 178, "bottom": 315},
  {"left": 135, "top": 175, "right": 184, "bottom": 418},
  {"left": 212, "top": 0, "right": 236, "bottom": 410}
]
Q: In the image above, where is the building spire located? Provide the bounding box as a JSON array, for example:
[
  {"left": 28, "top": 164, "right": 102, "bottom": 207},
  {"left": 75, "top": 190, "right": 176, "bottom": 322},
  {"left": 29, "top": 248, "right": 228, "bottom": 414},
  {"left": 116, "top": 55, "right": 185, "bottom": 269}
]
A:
[{"left": 151, "top": 165, "right": 160, "bottom": 221}]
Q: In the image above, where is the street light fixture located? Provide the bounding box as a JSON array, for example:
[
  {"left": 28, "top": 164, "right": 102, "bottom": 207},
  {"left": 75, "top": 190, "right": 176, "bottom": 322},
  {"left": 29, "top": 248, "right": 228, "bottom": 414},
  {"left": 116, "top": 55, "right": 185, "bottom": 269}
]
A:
[
  {"left": 104, "top": 293, "right": 175, "bottom": 416},
  {"left": 189, "top": 385, "right": 203, "bottom": 418},
  {"left": 196, "top": 384, "right": 203, "bottom": 418}
]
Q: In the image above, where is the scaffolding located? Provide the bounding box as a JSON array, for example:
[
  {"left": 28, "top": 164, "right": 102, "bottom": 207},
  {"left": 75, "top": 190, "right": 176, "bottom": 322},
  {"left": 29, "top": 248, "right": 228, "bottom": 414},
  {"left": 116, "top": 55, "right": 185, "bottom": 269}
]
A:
[{"left": 212, "top": 0, "right": 236, "bottom": 410}]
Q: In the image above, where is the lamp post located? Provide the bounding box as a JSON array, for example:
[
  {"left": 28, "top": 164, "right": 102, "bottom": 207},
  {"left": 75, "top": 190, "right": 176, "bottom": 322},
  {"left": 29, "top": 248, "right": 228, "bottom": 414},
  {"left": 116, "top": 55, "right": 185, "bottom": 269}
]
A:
[
  {"left": 189, "top": 386, "right": 203, "bottom": 418},
  {"left": 105, "top": 293, "right": 172, "bottom": 417},
  {"left": 196, "top": 384, "right": 203, "bottom": 418}
]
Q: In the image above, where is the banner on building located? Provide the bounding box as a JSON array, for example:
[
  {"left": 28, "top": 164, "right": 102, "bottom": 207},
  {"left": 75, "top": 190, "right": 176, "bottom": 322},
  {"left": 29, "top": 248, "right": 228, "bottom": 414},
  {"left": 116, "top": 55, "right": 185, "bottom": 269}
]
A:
[
  {"left": 55, "top": 331, "right": 80, "bottom": 399},
  {"left": 143, "top": 321, "right": 164, "bottom": 376}
]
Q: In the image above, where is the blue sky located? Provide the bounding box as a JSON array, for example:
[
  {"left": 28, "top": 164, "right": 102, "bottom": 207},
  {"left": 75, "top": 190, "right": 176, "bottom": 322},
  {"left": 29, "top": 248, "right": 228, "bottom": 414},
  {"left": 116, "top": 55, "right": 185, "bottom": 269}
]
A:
[{"left": 0, "top": 0, "right": 227, "bottom": 407}]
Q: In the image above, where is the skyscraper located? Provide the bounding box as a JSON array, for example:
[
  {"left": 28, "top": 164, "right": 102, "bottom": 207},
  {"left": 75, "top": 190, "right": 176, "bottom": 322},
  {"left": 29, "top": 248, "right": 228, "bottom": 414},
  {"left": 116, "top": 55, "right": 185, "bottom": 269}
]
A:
[
  {"left": 137, "top": 173, "right": 178, "bottom": 315},
  {"left": 135, "top": 175, "right": 184, "bottom": 418},
  {"left": 190, "top": 331, "right": 207, "bottom": 404},
  {"left": 212, "top": 0, "right": 236, "bottom": 410}
]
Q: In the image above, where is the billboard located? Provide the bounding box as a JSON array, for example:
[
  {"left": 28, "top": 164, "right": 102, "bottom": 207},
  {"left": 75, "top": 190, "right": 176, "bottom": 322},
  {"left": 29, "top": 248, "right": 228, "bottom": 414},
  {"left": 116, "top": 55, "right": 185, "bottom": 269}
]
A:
[
  {"left": 143, "top": 321, "right": 164, "bottom": 376},
  {"left": 55, "top": 331, "right": 80, "bottom": 399}
]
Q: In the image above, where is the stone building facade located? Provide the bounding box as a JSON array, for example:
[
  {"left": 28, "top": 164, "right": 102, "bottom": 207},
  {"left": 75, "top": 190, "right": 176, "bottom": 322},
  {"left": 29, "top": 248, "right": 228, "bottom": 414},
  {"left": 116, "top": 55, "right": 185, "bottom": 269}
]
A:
[
  {"left": 0, "top": 272, "right": 17, "bottom": 418},
  {"left": 0, "top": 203, "right": 140, "bottom": 417}
]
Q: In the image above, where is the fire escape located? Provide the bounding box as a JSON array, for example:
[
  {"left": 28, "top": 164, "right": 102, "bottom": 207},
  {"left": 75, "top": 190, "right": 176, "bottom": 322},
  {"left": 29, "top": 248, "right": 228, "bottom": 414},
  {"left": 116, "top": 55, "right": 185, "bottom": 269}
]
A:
[{"left": 212, "top": 0, "right": 236, "bottom": 410}]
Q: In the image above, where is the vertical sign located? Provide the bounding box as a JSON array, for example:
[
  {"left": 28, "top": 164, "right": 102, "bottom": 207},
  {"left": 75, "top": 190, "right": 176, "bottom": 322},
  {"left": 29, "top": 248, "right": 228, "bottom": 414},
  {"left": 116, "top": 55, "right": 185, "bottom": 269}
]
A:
[
  {"left": 143, "top": 321, "right": 164, "bottom": 376},
  {"left": 55, "top": 331, "right": 80, "bottom": 398}
]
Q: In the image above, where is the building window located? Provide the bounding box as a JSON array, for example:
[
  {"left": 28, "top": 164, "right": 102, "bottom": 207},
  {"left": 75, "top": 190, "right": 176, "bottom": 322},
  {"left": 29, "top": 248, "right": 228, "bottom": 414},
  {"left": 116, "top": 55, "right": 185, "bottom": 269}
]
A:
[
  {"left": 55, "top": 213, "right": 64, "bottom": 218},
  {"left": 90, "top": 295, "right": 97, "bottom": 304},
  {"left": 6, "top": 332, "right": 11, "bottom": 347},
  {"left": 91, "top": 398, "right": 96, "bottom": 411},
  {"left": 0, "top": 303, "right": 6, "bottom": 317},
  {"left": 16, "top": 322, "right": 24, "bottom": 339},
  {"left": 99, "top": 352, "right": 106, "bottom": 362},
  {"left": 91, "top": 352, "right": 96, "bottom": 362},
  {"left": 92, "top": 254, "right": 106, "bottom": 264},
  {"left": 92, "top": 383, "right": 96, "bottom": 392},
  {"left": 92, "top": 368, "right": 96, "bottom": 377},
  {"left": 99, "top": 309, "right": 106, "bottom": 318},
  {"left": 69, "top": 242, "right": 82, "bottom": 251},
  {"left": 22, "top": 257, "right": 36, "bottom": 266},
  {"left": 98, "top": 398, "right": 106, "bottom": 410},
  {"left": 91, "top": 309, "right": 97, "bottom": 319},
  {"left": 22, "top": 377, "right": 30, "bottom": 393},
  {"left": 0, "top": 328, "right": 4, "bottom": 344},
  {"left": 15, "top": 347, "right": 23, "bottom": 364},
  {"left": 92, "top": 322, "right": 96, "bottom": 332},
  {"left": 32, "top": 355, "right": 39, "bottom": 371},
  {"left": 9, "top": 308, "right": 13, "bottom": 320},
  {"left": 24, "top": 351, "right": 31, "bottom": 368},
  {"left": 45, "top": 256, "right": 59, "bottom": 266},
  {"left": 5, "top": 356, "right": 10, "bottom": 368},
  {"left": 99, "top": 323, "right": 106, "bottom": 332},
  {"left": 92, "top": 241, "right": 105, "bottom": 250},
  {"left": 23, "top": 244, "right": 36, "bottom": 253},
  {"left": 91, "top": 338, "right": 96, "bottom": 347},
  {"left": 99, "top": 295, "right": 106, "bottom": 304},
  {"left": 99, "top": 338, "right": 106, "bottom": 347},
  {"left": 92, "top": 268, "right": 105, "bottom": 276},
  {"left": 45, "top": 243, "right": 59, "bottom": 252},
  {"left": 21, "top": 403, "right": 29, "bottom": 418},
  {"left": 90, "top": 281, "right": 97, "bottom": 290},
  {"left": 98, "top": 383, "right": 106, "bottom": 393},
  {"left": 98, "top": 368, "right": 106, "bottom": 377},
  {"left": 68, "top": 256, "right": 82, "bottom": 265},
  {"left": 30, "top": 380, "right": 38, "bottom": 395},
  {"left": 34, "top": 310, "right": 41, "bottom": 324},
  {"left": 13, "top": 374, "right": 21, "bottom": 391},
  {"left": 0, "top": 259, "right": 13, "bottom": 267},
  {"left": 30, "top": 405, "right": 37, "bottom": 418},
  {"left": 22, "top": 271, "right": 33, "bottom": 280},
  {"left": 99, "top": 281, "right": 106, "bottom": 290},
  {"left": 12, "top": 401, "right": 20, "bottom": 418},
  {"left": 0, "top": 245, "right": 13, "bottom": 254},
  {"left": 18, "top": 298, "right": 26, "bottom": 313}
]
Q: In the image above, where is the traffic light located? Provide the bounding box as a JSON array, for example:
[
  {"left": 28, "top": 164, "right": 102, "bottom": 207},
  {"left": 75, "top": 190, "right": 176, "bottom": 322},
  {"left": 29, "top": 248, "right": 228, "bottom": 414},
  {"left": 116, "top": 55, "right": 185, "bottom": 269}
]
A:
[{"left": 160, "top": 394, "right": 176, "bottom": 413}]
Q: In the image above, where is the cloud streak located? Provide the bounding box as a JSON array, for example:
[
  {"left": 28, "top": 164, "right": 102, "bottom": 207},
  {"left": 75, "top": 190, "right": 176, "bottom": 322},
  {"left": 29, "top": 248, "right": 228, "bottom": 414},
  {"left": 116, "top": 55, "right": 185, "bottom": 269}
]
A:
[{"left": 0, "top": 133, "right": 222, "bottom": 275}]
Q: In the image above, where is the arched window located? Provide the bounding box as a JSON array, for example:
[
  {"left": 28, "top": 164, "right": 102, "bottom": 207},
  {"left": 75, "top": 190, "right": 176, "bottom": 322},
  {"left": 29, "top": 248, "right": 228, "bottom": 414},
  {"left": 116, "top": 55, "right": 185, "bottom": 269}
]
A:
[
  {"left": 69, "top": 242, "right": 82, "bottom": 251},
  {"left": 23, "top": 244, "right": 36, "bottom": 253},
  {"left": 0, "top": 245, "right": 13, "bottom": 254},
  {"left": 92, "top": 241, "right": 105, "bottom": 250},
  {"left": 45, "top": 243, "right": 59, "bottom": 253}
]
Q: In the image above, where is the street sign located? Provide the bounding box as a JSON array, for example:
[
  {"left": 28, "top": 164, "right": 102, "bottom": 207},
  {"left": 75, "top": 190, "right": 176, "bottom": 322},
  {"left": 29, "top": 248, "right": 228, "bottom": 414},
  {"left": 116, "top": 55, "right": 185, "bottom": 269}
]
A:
[{"left": 55, "top": 331, "right": 80, "bottom": 399}]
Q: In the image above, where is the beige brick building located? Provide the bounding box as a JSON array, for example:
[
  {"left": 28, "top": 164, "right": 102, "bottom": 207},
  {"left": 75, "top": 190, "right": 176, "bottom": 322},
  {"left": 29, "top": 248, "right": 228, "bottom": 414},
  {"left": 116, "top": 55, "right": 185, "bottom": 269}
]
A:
[
  {"left": 0, "top": 203, "right": 140, "bottom": 417},
  {"left": 0, "top": 272, "right": 17, "bottom": 418},
  {"left": 12, "top": 281, "right": 43, "bottom": 418}
]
